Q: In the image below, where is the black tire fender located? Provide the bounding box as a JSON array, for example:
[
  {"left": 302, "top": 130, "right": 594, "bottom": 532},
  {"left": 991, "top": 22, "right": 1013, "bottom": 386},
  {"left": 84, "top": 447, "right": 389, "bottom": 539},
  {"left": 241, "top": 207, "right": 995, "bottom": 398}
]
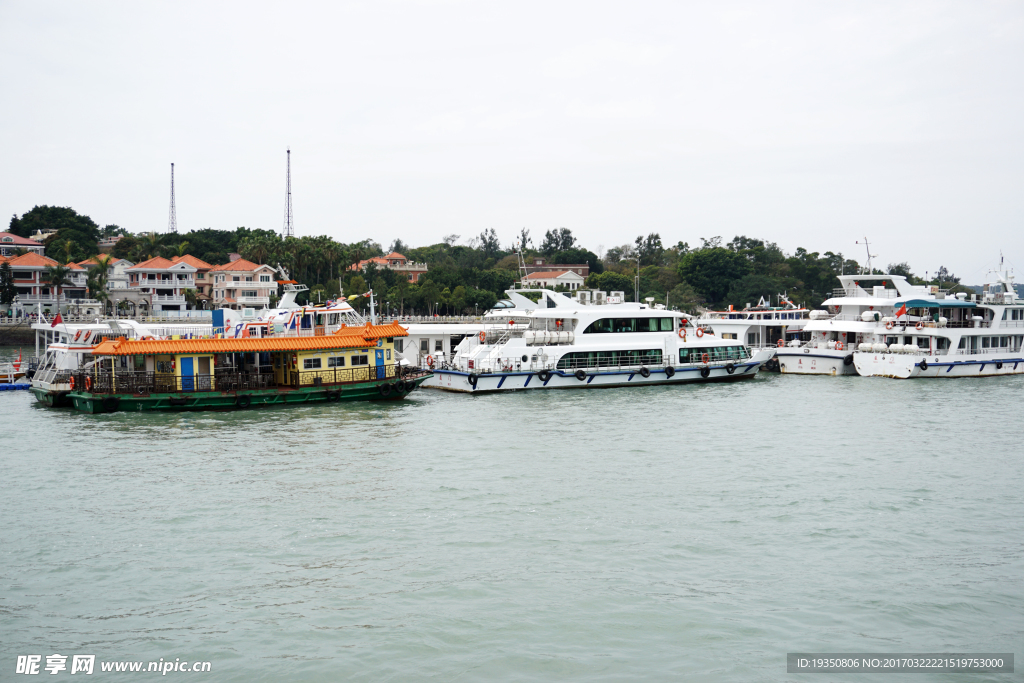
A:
[
  {"left": 575, "top": 369, "right": 587, "bottom": 381},
  {"left": 236, "top": 395, "right": 251, "bottom": 409},
  {"left": 639, "top": 367, "right": 651, "bottom": 378},
  {"left": 538, "top": 370, "right": 551, "bottom": 382},
  {"left": 725, "top": 363, "right": 735, "bottom": 375},
  {"left": 378, "top": 383, "right": 392, "bottom": 397},
  {"left": 843, "top": 354, "right": 854, "bottom": 366},
  {"left": 700, "top": 366, "right": 711, "bottom": 379},
  {"left": 102, "top": 396, "right": 120, "bottom": 412},
  {"left": 468, "top": 374, "right": 478, "bottom": 388},
  {"left": 919, "top": 360, "right": 928, "bottom": 372},
  {"left": 665, "top": 366, "right": 675, "bottom": 378}
]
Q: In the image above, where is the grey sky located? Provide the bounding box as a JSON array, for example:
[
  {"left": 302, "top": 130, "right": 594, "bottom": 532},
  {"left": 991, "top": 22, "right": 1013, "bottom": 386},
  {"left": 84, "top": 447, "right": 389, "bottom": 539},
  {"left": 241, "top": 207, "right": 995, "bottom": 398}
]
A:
[{"left": 2, "top": 1, "right": 1022, "bottom": 281}]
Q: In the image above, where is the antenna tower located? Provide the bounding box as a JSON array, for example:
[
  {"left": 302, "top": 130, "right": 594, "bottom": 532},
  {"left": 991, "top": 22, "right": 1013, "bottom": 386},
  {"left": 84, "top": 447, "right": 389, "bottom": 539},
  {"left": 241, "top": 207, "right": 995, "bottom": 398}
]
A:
[
  {"left": 167, "top": 162, "right": 178, "bottom": 233},
  {"left": 855, "top": 237, "right": 876, "bottom": 275},
  {"left": 282, "top": 148, "right": 294, "bottom": 238}
]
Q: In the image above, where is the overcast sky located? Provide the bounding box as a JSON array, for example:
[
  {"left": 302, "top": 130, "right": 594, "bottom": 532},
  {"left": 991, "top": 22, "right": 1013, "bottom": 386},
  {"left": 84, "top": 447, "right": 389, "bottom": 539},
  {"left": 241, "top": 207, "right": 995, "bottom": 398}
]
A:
[{"left": 1, "top": 1, "right": 1022, "bottom": 281}]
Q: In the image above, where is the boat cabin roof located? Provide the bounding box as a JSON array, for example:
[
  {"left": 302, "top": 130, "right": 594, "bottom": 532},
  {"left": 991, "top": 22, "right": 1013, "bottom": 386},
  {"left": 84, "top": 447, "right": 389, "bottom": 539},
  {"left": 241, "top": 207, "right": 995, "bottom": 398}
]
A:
[{"left": 91, "top": 322, "right": 408, "bottom": 356}]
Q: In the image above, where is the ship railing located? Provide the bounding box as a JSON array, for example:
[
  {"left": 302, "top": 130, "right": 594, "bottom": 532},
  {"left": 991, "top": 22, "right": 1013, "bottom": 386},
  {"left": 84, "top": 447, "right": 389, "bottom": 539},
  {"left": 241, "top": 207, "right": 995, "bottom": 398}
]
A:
[
  {"left": 71, "top": 371, "right": 277, "bottom": 395},
  {"left": 290, "top": 364, "right": 401, "bottom": 387}
]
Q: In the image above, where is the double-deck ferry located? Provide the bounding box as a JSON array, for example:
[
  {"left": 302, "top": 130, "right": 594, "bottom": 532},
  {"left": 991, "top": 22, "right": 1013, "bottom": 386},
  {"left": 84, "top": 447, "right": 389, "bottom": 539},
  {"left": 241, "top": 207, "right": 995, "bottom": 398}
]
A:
[
  {"left": 696, "top": 295, "right": 810, "bottom": 371},
  {"left": 420, "top": 288, "right": 775, "bottom": 393}
]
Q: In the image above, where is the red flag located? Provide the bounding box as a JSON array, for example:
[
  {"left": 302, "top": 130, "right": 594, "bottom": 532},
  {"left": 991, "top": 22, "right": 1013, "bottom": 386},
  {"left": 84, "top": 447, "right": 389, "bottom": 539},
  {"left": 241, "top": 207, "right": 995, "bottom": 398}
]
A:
[
  {"left": 895, "top": 304, "right": 907, "bottom": 318},
  {"left": 51, "top": 312, "right": 63, "bottom": 328}
]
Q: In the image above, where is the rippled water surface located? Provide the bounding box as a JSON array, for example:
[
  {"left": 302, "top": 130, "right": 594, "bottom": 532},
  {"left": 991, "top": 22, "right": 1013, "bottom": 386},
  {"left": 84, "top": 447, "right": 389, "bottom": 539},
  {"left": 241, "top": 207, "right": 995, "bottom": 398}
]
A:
[{"left": 1, "top": 346, "right": 1021, "bottom": 681}]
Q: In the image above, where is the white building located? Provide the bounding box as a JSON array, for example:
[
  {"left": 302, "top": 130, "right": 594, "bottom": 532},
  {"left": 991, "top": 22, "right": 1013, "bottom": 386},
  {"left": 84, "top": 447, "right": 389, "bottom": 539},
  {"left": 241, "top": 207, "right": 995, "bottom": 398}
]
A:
[{"left": 524, "top": 270, "right": 586, "bottom": 291}]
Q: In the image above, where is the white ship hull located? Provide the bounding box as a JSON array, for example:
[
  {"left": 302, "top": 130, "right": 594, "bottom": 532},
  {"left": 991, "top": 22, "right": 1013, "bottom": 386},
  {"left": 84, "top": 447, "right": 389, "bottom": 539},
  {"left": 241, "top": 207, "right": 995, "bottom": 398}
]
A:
[
  {"left": 853, "top": 352, "right": 1024, "bottom": 378},
  {"left": 422, "top": 357, "right": 766, "bottom": 393},
  {"left": 775, "top": 348, "right": 856, "bottom": 376}
]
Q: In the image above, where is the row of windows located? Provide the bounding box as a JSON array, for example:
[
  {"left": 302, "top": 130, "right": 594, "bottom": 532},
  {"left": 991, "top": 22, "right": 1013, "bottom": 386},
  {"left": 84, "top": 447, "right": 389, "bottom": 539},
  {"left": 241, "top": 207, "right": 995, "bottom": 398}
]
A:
[
  {"left": 584, "top": 317, "right": 676, "bottom": 334},
  {"left": 556, "top": 349, "right": 663, "bottom": 369},
  {"left": 681, "top": 346, "right": 750, "bottom": 363},
  {"left": 303, "top": 355, "right": 371, "bottom": 369},
  {"left": 1005, "top": 309, "right": 1024, "bottom": 320}
]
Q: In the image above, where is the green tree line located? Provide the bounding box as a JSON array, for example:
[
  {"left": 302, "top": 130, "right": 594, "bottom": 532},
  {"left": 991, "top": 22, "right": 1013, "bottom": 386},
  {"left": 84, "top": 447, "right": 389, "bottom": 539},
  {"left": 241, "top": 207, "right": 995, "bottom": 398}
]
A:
[{"left": 8, "top": 206, "right": 966, "bottom": 314}]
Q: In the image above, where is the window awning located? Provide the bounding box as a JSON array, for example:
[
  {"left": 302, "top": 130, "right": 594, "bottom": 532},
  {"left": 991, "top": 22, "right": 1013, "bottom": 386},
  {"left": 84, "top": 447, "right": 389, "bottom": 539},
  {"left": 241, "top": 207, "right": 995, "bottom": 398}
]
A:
[{"left": 896, "top": 299, "right": 976, "bottom": 309}]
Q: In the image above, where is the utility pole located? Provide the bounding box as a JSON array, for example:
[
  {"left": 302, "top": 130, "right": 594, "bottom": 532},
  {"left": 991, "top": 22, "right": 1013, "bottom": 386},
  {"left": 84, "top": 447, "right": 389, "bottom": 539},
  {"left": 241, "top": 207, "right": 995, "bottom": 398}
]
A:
[
  {"left": 168, "top": 163, "right": 178, "bottom": 233},
  {"left": 282, "top": 148, "right": 294, "bottom": 238}
]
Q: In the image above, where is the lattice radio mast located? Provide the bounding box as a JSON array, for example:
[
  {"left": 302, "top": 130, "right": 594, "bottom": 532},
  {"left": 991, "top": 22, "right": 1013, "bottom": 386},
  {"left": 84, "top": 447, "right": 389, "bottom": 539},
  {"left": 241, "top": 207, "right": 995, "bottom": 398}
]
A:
[
  {"left": 167, "top": 162, "right": 178, "bottom": 233},
  {"left": 282, "top": 148, "right": 294, "bottom": 238}
]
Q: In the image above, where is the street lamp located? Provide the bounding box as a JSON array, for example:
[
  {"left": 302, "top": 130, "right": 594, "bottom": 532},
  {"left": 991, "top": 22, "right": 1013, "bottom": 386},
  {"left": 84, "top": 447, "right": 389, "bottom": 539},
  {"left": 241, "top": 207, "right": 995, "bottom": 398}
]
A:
[{"left": 621, "top": 257, "right": 640, "bottom": 303}]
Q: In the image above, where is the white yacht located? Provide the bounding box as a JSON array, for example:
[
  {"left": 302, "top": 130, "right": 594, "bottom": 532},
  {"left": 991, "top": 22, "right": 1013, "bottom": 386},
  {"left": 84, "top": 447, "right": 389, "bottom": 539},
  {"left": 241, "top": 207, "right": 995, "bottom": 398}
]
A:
[
  {"left": 854, "top": 262, "right": 1024, "bottom": 378},
  {"left": 419, "top": 288, "right": 775, "bottom": 393},
  {"left": 773, "top": 274, "right": 908, "bottom": 375},
  {"left": 697, "top": 295, "right": 810, "bottom": 371}
]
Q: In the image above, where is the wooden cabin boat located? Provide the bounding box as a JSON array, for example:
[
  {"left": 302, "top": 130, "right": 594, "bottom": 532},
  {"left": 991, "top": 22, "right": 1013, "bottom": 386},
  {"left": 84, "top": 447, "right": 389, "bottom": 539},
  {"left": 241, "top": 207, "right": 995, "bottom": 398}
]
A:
[{"left": 62, "top": 322, "right": 430, "bottom": 413}]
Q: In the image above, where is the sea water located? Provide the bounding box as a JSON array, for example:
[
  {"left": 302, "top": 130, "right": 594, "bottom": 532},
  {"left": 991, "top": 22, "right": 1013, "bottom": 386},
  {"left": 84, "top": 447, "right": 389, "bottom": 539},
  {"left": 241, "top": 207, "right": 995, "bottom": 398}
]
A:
[{"left": 0, "top": 346, "right": 1021, "bottom": 681}]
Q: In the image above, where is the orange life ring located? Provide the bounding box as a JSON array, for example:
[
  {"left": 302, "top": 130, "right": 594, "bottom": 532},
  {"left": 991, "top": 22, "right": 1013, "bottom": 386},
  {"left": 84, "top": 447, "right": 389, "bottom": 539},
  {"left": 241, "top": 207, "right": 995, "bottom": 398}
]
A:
[
  {"left": 885, "top": 321, "right": 894, "bottom": 330},
  {"left": 696, "top": 327, "right": 705, "bottom": 338},
  {"left": 677, "top": 328, "right": 686, "bottom": 340},
  {"left": 83, "top": 330, "right": 92, "bottom": 342},
  {"left": 915, "top": 321, "right": 923, "bottom": 331},
  {"left": 478, "top": 331, "right": 486, "bottom": 343},
  {"left": 426, "top": 355, "right": 435, "bottom": 368},
  {"left": 69, "top": 376, "right": 75, "bottom": 390},
  {"left": 84, "top": 376, "right": 93, "bottom": 392},
  {"left": 701, "top": 353, "right": 710, "bottom": 364},
  {"left": 74, "top": 330, "right": 82, "bottom": 341},
  {"left": 835, "top": 341, "right": 844, "bottom": 351},
  {"left": 777, "top": 339, "right": 784, "bottom": 348}
]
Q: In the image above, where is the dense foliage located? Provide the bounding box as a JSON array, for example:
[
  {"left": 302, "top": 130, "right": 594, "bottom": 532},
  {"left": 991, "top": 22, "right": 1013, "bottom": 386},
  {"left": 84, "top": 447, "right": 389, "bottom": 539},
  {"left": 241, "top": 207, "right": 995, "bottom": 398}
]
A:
[{"left": 8, "top": 206, "right": 968, "bottom": 314}]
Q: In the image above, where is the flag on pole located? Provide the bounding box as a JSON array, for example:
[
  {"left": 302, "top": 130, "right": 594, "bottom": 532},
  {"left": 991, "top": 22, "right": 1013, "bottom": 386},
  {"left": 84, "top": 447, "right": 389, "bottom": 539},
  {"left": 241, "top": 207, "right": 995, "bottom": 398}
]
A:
[
  {"left": 895, "top": 304, "right": 907, "bottom": 318},
  {"left": 51, "top": 312, "right": 63, "bottom": 328}
]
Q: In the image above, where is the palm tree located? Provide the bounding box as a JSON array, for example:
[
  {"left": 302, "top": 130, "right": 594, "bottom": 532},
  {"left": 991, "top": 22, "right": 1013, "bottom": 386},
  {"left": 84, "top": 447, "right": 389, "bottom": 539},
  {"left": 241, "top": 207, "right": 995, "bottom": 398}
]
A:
[
  {"left": 42, "top": 264, "right": 72, "bottom": 315},
  {"left": 140, "top": 232, "right": 161, "bottom": 261},
  {"left": 62, "top": 239, "right": 75, "bottom": 264},
  {"left": 175, "top": 240, "right": 190, "bottom": 258},
  {"left": 183, "top": 288, "right": 198, "bottom": 310},
  {"left": 87, "top": 254, "right": 115, "bottom": 313}
]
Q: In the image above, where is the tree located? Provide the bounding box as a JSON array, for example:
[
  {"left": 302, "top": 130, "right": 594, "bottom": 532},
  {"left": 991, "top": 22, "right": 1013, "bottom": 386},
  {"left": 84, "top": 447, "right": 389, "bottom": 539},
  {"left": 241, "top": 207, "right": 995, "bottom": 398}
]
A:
[
  {"left": 634, "top": 233, "right": 664, "bottom": 266},
  {"left": 726, "top": 274, "right": 784, "bottom": 308},
  {"left": 887, "top": 262, "right": 915, "bottom": 280},
  {"left": 540, "top": 227, "right": 576, "bottom": 255},
  {"left": 0, "top": 262, "right": 17, "bottom": 307},
  {"left": 516, "top": 228, "right": 532, "bottom": 250},
  {"left": 451, "top": 285, "right": 467, "bottom": 313},
  {"left": 478, "top": 228, "right": 501, "bottom": 257},
  {"left": 592, "top": 271, "right": 634, "bottom": 299},
  {"left": 183, "top": 288, "right": 198, "bottom": 309},
  {"left": 42, "top": 264, "right": 72, "bottom": 313},
  {"left": 677, "top": 247, "right": 751, "bottom": 305},
  {"left": 667, "top": 282, "right": 702, "bottom": 312},
  {"left": 553, "top": 247, "right": 604, "bottom": 274}
]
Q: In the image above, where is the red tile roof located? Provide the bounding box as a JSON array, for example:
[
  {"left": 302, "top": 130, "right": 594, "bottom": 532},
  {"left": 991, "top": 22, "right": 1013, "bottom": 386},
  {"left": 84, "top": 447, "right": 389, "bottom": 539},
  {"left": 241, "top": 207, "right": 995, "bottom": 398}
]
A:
[
  {"left": 5, "top": 252, "right": 59, "bottom": 267},
  {"left": 0, "top": 232, "right": 44, "bottom": 246},
  {"left": 526, "top": 270, "right": 574, "bottom": 279},
  {"left": 128, "top": 256, "right": 175, "bottom": 270},
  {"left": 171, "top": 254, "right": 213, "bottom": 269},
  {"left": 92, "top": 323, "right": 408, "bottom": 355},
  {"left": 208, "top": 258, "right": 269, "bottom": 272}
]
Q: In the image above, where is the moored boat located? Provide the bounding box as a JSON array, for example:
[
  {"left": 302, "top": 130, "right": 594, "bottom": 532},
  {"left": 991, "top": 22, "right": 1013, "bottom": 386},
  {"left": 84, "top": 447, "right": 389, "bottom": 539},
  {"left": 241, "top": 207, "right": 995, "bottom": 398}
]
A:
[{"left": 59, "top": 322, "right": 429, "bottom": 413}]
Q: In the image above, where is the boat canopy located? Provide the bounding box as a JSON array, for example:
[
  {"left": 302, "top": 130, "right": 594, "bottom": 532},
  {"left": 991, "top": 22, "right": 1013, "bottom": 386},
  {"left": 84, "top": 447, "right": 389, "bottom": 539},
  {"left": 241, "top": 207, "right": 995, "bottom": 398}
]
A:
[
  {"left": 91, "top": 322, "right": 408, "bottom": 356},
  {"left": 896, "top": 299, "right": 976, "bottom": 309}
]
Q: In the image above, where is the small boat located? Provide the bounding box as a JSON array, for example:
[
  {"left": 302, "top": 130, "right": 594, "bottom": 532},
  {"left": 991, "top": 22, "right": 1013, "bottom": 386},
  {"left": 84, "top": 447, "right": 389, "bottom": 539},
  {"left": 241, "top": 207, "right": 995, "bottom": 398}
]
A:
[
  {"left": 62, "top": 322, "right": 429, "bottom": 413},
  {"left": 0, "top": 350, "right": 26, "bottom": 384}
]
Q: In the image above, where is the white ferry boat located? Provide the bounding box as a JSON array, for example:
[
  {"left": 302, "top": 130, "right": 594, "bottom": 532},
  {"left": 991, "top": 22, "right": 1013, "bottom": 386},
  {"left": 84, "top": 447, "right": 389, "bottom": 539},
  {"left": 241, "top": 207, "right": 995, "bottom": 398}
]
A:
[
  {"left": 420, "top": 288, "right": 775, "bottom": 393},
  {"left": 773, "top": 274, "right": 909, "bottom": 375},
  {"left": 697, "top": 295, "right": 810, "bottom": 371},
  {"left": 854, "top": 263, "right": 1024, "bottom": 378}
]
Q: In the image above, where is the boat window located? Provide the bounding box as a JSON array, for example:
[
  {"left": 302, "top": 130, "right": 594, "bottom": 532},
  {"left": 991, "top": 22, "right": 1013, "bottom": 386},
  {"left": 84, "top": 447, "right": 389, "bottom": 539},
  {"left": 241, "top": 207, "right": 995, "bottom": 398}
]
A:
[
  {"left": 680, "top": 346, "right": 750, "bottom": 363},
  {"left": 303, "top": 358, "right": 322, "bottom": 370},
  {"left": 556, "top": 349, "right": 663, "bottom": 369},
  {"left": 328, "top": 357, "right": 345, "bottom": 368},
  {"left": 583, "top": 317, "right": 676, "bottom": 333},
  {"left": 613, "top": 318, "right": 636, "bottom": 333},
  {"left": 394, "top": 339, "right": 403, "bottom": 352},
  {"left": 1000, "top": 336, "right": 1009, "bottom": 347},
  {"left": 351, "top": 355, "right": 369, "bottom": 366},
  {"left": 660, "top": 318, "right": 674, "bottom": 331},
  {"left": 982, "top": 337, "right": 991, "bottom": 348}
]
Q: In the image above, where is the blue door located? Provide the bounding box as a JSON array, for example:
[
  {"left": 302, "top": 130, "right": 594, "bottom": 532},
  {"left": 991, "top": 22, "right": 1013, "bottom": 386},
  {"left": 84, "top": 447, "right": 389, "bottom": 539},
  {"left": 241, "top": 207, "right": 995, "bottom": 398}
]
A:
[
  {"left": 375, "top": 349, "right": 385, "bottom": 379},
  {"left": 180, "top": 357, "right": 194, "bottom": 392}
]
